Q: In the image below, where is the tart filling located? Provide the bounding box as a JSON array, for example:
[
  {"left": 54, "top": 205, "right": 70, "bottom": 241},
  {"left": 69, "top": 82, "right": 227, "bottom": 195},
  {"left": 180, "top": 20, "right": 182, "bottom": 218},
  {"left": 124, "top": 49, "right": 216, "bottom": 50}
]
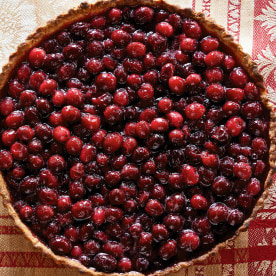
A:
[{"left": 0, "top": 1, "right": 273, "bottom": 274}]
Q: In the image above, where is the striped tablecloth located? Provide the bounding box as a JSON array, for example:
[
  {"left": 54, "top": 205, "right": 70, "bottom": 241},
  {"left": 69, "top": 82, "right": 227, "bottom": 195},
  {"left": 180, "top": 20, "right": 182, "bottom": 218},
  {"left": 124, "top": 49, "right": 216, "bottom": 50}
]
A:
[{"left": 0, "top": 0, "right": 276, "bottom": 275}]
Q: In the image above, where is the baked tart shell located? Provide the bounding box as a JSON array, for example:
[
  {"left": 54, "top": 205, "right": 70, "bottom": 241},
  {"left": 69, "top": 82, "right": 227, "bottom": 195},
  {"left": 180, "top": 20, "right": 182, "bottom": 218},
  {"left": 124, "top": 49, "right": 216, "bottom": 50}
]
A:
[{"left": 0, "top": 0, "right": 275, "bottom": 275}]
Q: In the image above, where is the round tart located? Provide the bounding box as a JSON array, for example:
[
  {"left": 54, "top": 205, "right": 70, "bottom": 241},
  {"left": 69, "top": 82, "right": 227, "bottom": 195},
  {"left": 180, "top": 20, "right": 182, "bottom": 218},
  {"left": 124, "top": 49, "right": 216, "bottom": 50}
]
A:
[{"left": 0, "top": 0, "right": 275, "bottom": 275}]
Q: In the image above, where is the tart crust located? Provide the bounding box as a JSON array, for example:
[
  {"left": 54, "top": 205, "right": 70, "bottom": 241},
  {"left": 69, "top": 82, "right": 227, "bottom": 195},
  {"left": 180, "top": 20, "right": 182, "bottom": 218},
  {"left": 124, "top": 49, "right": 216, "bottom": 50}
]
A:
[{"left": 0, "top": 0, "right": 275, "bottom": 275}]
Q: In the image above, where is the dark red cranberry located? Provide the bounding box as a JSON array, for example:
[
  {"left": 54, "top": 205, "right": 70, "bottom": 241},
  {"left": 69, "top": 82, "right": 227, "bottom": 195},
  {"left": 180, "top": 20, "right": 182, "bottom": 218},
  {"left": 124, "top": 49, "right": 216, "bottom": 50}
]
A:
[
  {"left": 212, "top": 176, "right": 232, "bottom": 196},
  {"left": 178, "top": 230, "right": 200, "bottom": 251},
  {"left": 133, "top": 6, "right": 154, "bottom": 24},
  {"left": 181, "top": 164, "right": 199, "bottom": 185},
  {"left": 50, "top": 236, "right": 72, "bottom": 255},
  {"left": 93, "top": 253, "right": 117, "bottom": 272},
  {"left": 207, "top": 203, "right": 229, "bottom": 225},
  {"left": 233, "top": 162, "right": 251, "bottom": 180},
  {"left": 158, "top": 240, "right": 177, "bottom": 260},
  {"left": 229, "top": 67, "right": 248, "bottom": 88},
  {"left": 36, "top": 205, "right": 54, "bottom": 221},
  {"left": 191, "top": 194, "right": 208, "bottom": 210}
]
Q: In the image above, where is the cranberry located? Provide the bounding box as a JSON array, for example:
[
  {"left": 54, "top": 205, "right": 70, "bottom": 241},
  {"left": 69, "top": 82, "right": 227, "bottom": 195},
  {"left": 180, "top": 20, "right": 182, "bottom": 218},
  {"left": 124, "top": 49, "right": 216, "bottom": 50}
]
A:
[
  {"left": 226, "top": 88, "right": 244, "bottom": 102},
  {"left": 181, "top": 164, "right": 199, "bottom": 185},
  {"left": 156, "top": 22, "right": 174, "bottom": 37},
  {"left": 137, "top": 83, "right": 154, "bottom": 100},
  {"left": 147, "top": 33, "right": 167, "bottom": 54},
  {"left": 229, "top": 67, "right": 248, "bottom": 88},
  {"left": 145, "top": 199, "right": 164, "bottom": 217},
  {"left": 133, "top": 6, "right": 154, "bottom": 24},
  {"left": 205, "top": 67, "right": 223, "bottom": 83},
  {"left": 158, "top": 240, "right": 177, "bottom": 260},
  {"left": 19, "top": 205, "right": 33, "bottom": 221},
  {"left": 113, "top": 89, "right": 129, "bottom": 106},
  {"left": 191, "top": 194, "right": 207, "bottom": 210},
  {"left": 81, "top": 114, "right": 100, "bottom": 132},
  {"left": 226, "top": 116, "right": 246, "bottom": 137},
  {"left": 180, "top": 38, "right": 197, "bottom": 52},
  {"left": 103, "top": 133, "right": 123, "bottom": 153},
  {"left": 212, "top": 176, "right": 232, "bottom": 196},
  {"left": 151, "top": 118, "right": 169, "bottom": 132},
  {"left": 185, "top": 103, "right": 205, "bottom": 120},
  {"left": 226, "top": 209, "right": 244, "bottom": 226},
  {"left": 178, "top": 230, "right": 200, "bottom": 251},
  {"left": 207, "top": 203, "right": 229, "bottom": 225},
  {"left": 109, "top": 188, "right": 125, "bottom": 205},
  {"left": 95, "top": 73, "right": 116, "bottom": 92},
  {"left": 233, "top": 162, "right": 251, "bottom": 180},
  {"left": 50, "top": 236, "right": 72, "bottom": 255},
  {"left": 244, "top": 82, "right": 259, "bottom": 100},
  {"left": 91, "top": 207, "right": 105, "bottom": 226},
  {"left": 93, "top": 253, "right": 117, "bottom": 272},
  {"left": 36, "top": 205, "right": 54, "bottom": 221},
  {"left": 104, "top": 105, "right": 124, "bottom": 123},
  {"left": 117, "top": 258, "right": 132, "bottom": 272},
  {"left": 47, "top": 154, "right": 66, "bottom": 173},
  {"left": 28, "top": 48, "right": 46, "bottom": 68}
]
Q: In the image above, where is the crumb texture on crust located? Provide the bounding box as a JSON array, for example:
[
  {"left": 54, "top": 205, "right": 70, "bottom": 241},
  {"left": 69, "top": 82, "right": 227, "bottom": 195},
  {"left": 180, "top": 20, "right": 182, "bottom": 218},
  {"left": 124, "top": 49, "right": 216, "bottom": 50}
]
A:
[{"left": 0, "top": 0, "right": 275, "bottom": 275}]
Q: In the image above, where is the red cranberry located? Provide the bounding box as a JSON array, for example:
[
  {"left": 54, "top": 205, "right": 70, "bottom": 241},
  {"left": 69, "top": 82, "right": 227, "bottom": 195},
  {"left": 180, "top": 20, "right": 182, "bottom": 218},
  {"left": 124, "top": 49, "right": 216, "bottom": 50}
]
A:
[
  {"left": 227, "top": 209, "right": 244, "bottom": 226},
  {"left": 93, "top": 253, "right": 117, "bottom": 272},
  {"left": 16, "top": 126, "right": 34, "bottom": 142},
  {"left": 212, "top": 176, "right": 232, "bottom": 196},
  {"left": 206, "top": 84, "right": 225, "bottom": 102},
  {"left": 207, "top": 203, "right": 229, "bottom": 225},
  {"left": 113, "top": 89, "right": 129, "bottom": 106},
  {"left": 104, "top": 105, "right": 124, "bottom": 123},
  {"left": 233, "top": 162, "right": 251, "bottom": 180},
  {"left": 181, "top": 164, "right": 199, "bottom": 185},
  {"left": 47, "top": 154, "right": 66, "bottom": 173},
  {"left": 145, "top": 199, "right": 164, "bottom": 217},
  {"left": 180, "top": 38, "right": 197, "bottom": 52},
  {"left": 109, "top": 188, "right": 125, "bottom": 205},
  {"left": 126, "top": 42, "right": 146, "bottom": 58},
  {"left": 163, "top": 214, "right": 183, "bottom": 231},
  {"left": 151, "top": 118, "right": 169, "bottom": 132},
  {"left": 147, "top": 33, "right": 167, "bottom": 54},
  {"left": 205, "top": 51, "right": 225, "bottom": 67},
  {"left": 81, "top": 114, "right": 100, "bottom": 132},
  {"left": 205, "top": 67, "right": 223, "bottom": 83},
  {"left": 183, "top": 19, "right": 202, "bottom": 39},
  {"left": 137, "top": 83, "right": 154, "bottom": 100},
  {"left": 103, "top": 133, "right": 123, "bottom": 153},
  {"left": 191, "top": 194, "right": 208, "bottom": 210},
  {"left": 158, "top": 240, "right": 177, "bottom": 260},
  {"left": 36, "top": 205, "right": 54, "bottom": 221},
  {"left": 226, "top": 116, "right": 246, "bottom": 137},
  {"left": 156, "top": 22, "right": 174, "bottom": 37},
  {"left": 62, "top": 105, "right": 81, "bottom": 123},
  {"left": 178, "top": 230, "right": 200, "bottom": 251},
  {"left": 117, "top": 258, "right": 132, "bottom": 272},
  {"left": 28, "top": 48, "right": 46, "bottom": 68},
  {"left": 95, "top": 73, "right": 116, "bottom": 92},
  {"left": 57, "top": 196, "right": 72, "bottom": 213},
  {"left": 226, "top": 88, "right": 244, "bottom": 102},
  {"left": 133, "top": 6, "right": 154, "bottom": 24},
  {"left": 229, "top": 67, "right": 248, "bottom": 88},
  {"left": 244, "top": 82, "right": 259, "bottom": 100},
  {"left": 50, "top": 236, "right": 72, "bottom": 255},
  {"left": 185, "top": 103, "right": 205, "bottom": 120},
  {"left": 223, "top": 101, "right": 240, "bottom": 116},
  {"left": 10, "top": 142, "right": 28, "bottom": 160},
  {"left": 19, "top": 205, "right": 33, "bottom": 221}
]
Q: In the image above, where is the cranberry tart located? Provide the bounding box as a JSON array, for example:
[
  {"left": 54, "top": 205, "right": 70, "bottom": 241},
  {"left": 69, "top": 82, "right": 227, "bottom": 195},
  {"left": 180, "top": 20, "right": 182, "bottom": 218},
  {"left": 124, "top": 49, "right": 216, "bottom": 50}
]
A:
[{"left": 0, "top": 0, "right": 275, "bottom": 275}]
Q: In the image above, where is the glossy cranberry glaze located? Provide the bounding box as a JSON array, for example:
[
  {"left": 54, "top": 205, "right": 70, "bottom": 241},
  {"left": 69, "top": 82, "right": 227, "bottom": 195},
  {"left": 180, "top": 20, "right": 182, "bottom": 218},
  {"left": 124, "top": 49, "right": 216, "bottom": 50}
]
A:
[{"left": 0, "top": 5, "right": 270, "bottom": 274}]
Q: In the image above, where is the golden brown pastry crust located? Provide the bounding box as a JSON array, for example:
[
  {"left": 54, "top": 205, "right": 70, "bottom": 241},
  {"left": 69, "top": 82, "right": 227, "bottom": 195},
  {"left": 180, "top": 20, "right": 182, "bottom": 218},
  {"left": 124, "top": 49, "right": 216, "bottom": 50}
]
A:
[{"left": 0, "top": 0, "right": 275, "bottom": 275}]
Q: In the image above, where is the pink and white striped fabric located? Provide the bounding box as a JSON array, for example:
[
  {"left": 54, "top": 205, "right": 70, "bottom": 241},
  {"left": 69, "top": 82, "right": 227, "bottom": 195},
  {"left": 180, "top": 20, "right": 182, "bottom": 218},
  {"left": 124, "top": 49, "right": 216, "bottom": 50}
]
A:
[{"left": 0, "top": 0, "right": 276, "bottom": 275}]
